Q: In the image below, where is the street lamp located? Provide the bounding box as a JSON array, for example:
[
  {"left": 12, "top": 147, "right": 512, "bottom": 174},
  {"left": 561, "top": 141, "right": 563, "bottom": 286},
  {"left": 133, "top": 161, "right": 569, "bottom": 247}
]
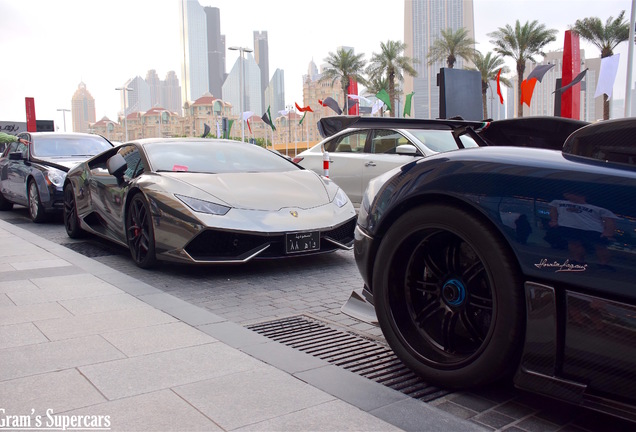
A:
[
  {"left": 115, "top": 87, "right": 133, "bottom": 141},
  {"left": 56, "top": 108, "right": 70, "bottom": 132},
  {"left": 228, "top": 46, "right": 253, "bottom": 142}
]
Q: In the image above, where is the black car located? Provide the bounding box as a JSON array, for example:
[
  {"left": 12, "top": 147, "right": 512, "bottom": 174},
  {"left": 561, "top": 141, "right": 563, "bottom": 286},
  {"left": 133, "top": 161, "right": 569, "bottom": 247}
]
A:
[
  {"left": 0, "top": 132, "right": 113, "bottom": 222},
  {"left": 346, "top": 117, "right": 636, "bottom": 422}
]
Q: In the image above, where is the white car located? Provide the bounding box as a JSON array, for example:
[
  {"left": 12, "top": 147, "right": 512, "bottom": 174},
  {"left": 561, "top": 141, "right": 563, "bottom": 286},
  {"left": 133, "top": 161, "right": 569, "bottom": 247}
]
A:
[{"left": 293, "top": 116, "right": 486, "bottom": 210}]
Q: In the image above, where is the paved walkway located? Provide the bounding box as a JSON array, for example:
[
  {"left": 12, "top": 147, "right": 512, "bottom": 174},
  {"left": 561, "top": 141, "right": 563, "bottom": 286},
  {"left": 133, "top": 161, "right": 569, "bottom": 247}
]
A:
[{"left": 0, "top": 219, "right": 484, "bottom": 432}]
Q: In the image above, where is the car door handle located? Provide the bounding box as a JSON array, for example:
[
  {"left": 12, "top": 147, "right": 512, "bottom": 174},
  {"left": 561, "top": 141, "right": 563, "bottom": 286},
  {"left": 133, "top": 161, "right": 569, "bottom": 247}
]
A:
[{"left": 365, "top": 162, "right": 377, "bottom": 167}]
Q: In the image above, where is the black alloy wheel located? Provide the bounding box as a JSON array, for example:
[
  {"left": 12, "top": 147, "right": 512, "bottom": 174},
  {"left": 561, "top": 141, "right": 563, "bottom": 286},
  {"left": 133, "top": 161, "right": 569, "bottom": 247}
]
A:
[
  {"left": 63, "top": 183, "right": 84, "bottom": 238},
  {"left": 373, "top": 204, "right": 524, "bottom": 389},
  {"left": 126, "top": 193, "right": 156, "bottom": 269},
  {"left": 28, "top": 180, "right": 47, "bottom": 223}
]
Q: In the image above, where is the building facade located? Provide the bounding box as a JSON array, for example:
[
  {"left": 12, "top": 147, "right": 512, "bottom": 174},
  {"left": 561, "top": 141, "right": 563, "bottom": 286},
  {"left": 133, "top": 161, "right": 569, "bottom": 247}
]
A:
[
  {"left": 204, "top": 6, "right": 225, "bottom": 99},
  {"left": 265, "top": 68, "right": 285, "bottom": 119},
  {"left": 71, "top": 82, "right": 96, "bottom": 133},
  {"left": 404, "top": 0, "right": 475, "bottom": 119},
  {"left": 179, "top": 0, "right": 210, "bottom": 105},
  {"left": 222, "top": 53, "right": 262, "bottom": 116},
  {"left": 254, "top": 31, "right": 270, "bottom": 113}
]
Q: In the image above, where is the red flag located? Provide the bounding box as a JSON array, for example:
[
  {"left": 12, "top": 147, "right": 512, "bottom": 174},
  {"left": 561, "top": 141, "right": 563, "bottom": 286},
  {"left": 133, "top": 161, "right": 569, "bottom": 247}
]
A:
[
  {"left": 520, "top": 78, "right": 538, "bottom": 107},
  {"left": 496, "top": 69, "right": 504, "bottom": 104},
  {"left": 247, "top": 119, "right": 252, "bottom": 134},
  {"left": 295, "top": 102, "right": 314, "bottom": 112}
]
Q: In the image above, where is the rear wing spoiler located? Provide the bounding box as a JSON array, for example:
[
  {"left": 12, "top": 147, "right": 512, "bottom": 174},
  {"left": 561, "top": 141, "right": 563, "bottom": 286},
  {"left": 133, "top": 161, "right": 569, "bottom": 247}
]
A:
[{"left": 317, "top": 116, "right": 489, "bottom": 139}]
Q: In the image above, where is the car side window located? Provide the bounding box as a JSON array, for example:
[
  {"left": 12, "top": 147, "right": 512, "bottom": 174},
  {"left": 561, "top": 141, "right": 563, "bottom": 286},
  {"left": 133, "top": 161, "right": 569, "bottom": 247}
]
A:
[
  {"left": 371, "top": 130, "right": 409, "bottom": 154},
  {"left": 118, "top": 145, "right": 146, "bottom": 179},
  {"left": 328, "top": 132, "right": 368, "bottom": 153}
]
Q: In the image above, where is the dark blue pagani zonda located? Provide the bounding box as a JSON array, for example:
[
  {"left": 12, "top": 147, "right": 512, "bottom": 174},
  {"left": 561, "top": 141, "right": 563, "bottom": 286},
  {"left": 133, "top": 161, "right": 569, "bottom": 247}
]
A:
[{"left": 347, "top": 117, "right": 636, "bottom": 421}]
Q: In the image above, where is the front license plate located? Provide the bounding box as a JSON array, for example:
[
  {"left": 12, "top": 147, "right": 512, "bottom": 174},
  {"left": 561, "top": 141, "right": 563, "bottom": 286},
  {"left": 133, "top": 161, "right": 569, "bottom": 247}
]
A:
[{"left": 286, "top": 231, "right": 320, "bottom": 254}]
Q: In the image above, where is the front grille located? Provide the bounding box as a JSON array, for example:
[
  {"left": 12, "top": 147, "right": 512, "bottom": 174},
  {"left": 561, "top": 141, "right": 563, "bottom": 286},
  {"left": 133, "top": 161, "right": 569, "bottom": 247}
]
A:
[
  {"left": 185, "top": 218, "right": 356, "bottom": 261},
  {"left": 247, "top": 316, "right": 450, "bottom": 402}
]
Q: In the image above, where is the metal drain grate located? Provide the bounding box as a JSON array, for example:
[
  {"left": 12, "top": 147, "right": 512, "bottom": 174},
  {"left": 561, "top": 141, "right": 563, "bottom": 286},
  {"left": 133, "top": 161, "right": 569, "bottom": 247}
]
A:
[
  {"left": 61, "top": 241, "right": 126, "bottom": 258},
  {"left": 247, "top": 316, "right": 450, "bottom": 402}
]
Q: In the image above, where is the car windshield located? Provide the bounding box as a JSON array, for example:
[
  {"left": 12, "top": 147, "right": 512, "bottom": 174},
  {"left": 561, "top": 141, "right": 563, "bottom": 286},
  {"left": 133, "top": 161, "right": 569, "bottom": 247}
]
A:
[
  {"left": 33, "top": 136, "right": 112, "bottom": 157},
  {"left": 145, "top": 140, "right": 299, "bottom": 174},
  {"left": 407, "top": 129, "right": 479, "bottom": 153}
]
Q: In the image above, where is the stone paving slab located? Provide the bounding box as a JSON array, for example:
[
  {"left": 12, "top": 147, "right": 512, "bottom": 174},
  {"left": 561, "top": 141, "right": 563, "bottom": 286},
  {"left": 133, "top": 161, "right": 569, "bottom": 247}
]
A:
[
  {"left": 0, "top": 369, "right": 107, "bottom": 414},
  {"left": 34, "top": 307, "right": 177, "bottom": 341},
  {"left": 0, "top": 335, "right": 126, "bottom": 381},
  {"left": 78, "top": 343, "right": 263, "bottom": 400},
  {"left": 174, "top": 367, "right": 336, "bottom": 430},
  {"left": 64, "top": 390, "right": 220, "bottom": 432}
]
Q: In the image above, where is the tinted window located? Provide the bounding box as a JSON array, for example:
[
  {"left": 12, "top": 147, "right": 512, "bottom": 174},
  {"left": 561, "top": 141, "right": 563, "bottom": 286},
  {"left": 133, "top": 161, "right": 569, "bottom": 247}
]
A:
[
  {"left": 409, "top": 129, "right": 478, "bottom": 153},
  {"left": 326, "top": 132, "right": 368, "bottom": 153},
  {"left": 145, "top": 140, "right": 298, "bottom": 174},
  {"left": 32, "top": 136, "right": 112, "bottom": 157},
  {"left": 371, "top": 130, "right": 410, "bottom": 154}
]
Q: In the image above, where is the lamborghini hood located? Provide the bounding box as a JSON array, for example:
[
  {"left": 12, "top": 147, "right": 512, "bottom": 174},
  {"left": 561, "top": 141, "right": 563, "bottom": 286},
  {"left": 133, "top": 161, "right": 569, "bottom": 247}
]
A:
[{"left": 161, "top": 170, "right": 333, "bottom": 211}]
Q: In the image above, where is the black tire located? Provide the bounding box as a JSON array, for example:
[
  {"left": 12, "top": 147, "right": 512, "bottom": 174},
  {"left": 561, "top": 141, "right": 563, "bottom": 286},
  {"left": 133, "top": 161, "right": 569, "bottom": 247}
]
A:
[
  {"left": 126, "top": 193, "right": 156, "bottom": 269},
  {"left": 0, "top": 190, "right": 13, "bottom": 210},
  {"left": 27, "top": 180, "right": 48, "bottom": 223},
  {"left": 372, "top": 204, "right": 524, "bottom": 389},
  {"left": 63, "top": 183, "right": 84, "bottom": 238}
]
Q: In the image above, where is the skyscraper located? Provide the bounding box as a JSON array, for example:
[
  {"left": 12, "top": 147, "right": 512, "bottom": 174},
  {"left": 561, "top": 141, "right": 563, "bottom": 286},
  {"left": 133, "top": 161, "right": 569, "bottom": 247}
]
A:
[
  {"left": 179, "top": 0, "right": 210, "bottom": 107},
  {"left": 162, "top": 71, "right": 183, "bottom": 114},
  {"left": 71, "top": 82, "right": 96, "bottom": 133},
  {"left": 222, "top": 53, "right": 262, "bottom": 116},
  {"left": 265, "top": 68, "right": 285, "bottom": 117},
  {"left": 404, "top": 0, "right": 475, "bottom": 119},
  {"left": 204, "top": 6, "right": 225, "bottom": 99},
  {"left": 254, "top": 31, "right": 269, "bottom": 113}
]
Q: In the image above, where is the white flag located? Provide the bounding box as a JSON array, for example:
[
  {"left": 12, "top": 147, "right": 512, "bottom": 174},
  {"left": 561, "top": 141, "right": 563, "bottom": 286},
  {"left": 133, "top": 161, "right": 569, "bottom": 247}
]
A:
[
  {"left": 278, "top": 109, "right": 290, "bottom": 116},
  {"left": 371, "top": 99, "right": 384, "bottom": 115},
  {"left": 242, "top": 111, "right": 254, "bottom": 121},
  {"left": 348, "top": 94, "right": 371, "bottom": 103},
  {"left": 594, "top": 54, "right": 620, "bottom": 99}
]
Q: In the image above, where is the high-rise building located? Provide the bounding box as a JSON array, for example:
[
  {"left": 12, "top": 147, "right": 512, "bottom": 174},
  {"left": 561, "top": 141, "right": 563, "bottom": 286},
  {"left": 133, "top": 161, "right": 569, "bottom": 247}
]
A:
[
  {"left": 122, "top": 76, "right": 151, "bottom": 115},
  {"left": 222, "top": 53, "right": 262, "bottom": 116},
  {"left": 179, "top": 0, "right": 210, "bottom": 106},
  {"left": 254, "top": 31, "right": 270, "bottom": 113},
  {"left": 146, "top": 70, "right": 162, "bottom": 108},
  {"left": 265, "top": 68, "right": 285, "bottom": 116},
  {"left": 404, "top": 0, "right": 475, "bottom": 119},
  {"left": 204, "top": 6, "right": 225, "bottom": 99},
  {"left": 71, "top": 82, "right": 96, "bottom": 133},
  {"left": 162, "top": 71, "right": 183, "bottom": 114}
]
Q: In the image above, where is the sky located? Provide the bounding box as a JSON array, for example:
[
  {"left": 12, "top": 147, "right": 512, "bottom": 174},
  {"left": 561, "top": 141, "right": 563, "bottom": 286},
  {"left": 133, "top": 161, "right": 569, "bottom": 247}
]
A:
[{"left": 1, "top": 0, "right": 633, "bottom": 129}]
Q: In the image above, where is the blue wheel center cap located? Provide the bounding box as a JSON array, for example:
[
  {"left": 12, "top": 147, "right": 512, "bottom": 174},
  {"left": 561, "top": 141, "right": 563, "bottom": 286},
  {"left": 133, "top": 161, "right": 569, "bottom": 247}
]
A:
[{"left": 442, "top": 279, "right": 466, "bottom": 306}]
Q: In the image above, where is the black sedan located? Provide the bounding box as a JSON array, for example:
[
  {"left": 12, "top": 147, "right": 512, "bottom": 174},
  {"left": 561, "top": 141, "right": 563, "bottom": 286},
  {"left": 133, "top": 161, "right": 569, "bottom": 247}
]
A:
[
  {"left": 346, "top": 118, "right": 636, "bottom": 422},
  {"left": 0, "top": 132, "right": 113, "bottom": 222}
]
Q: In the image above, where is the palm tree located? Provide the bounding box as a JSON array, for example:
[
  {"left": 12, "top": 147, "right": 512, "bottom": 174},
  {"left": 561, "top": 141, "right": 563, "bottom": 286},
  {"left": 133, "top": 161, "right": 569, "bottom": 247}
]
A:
[
  {"left": 366, "top": 40, "right": 417, "bottom": 117},
  {"left": 321, "top": 48, "right": 367, "bottom": 114},
  {"left": 427, "top": 27, "right": 476, "bottom": 69},
  {"left": 488, "top": 20, "right": 557, "bottom": 117},
  {"left": 572, "top": 11, "right": 630, "bottom": 120},
  {"left": 468, "top": 51, "right": 511, "bottom": 119}
]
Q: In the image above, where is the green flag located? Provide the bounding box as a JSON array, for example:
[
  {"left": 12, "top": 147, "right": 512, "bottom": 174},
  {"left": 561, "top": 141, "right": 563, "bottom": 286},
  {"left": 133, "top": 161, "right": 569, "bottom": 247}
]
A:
[
  {"left": 261, "top": 106, "right": 276, "bottom": 131},
  {"left": 375, "top": 89, "right": 392, "bottom": 111},
  {"left": 403, "top": 92, "right": 414, "bottom": 117},
  {"left": 223, "top": 119, "right": 234, "bottom": 139},
  {"left": 299, "top": 112, "right": 307, "bottom": 125}
]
